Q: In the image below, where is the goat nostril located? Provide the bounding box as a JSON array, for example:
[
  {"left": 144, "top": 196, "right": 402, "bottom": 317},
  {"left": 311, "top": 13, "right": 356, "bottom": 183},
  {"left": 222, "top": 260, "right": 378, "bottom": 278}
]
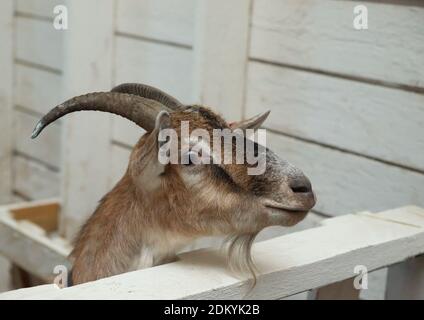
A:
[
  {"left": 291, "top": 186, "right": 310, "bottom": 193},
  {"left": 290, "top": 177, "right": 312, "bottom": 194}
]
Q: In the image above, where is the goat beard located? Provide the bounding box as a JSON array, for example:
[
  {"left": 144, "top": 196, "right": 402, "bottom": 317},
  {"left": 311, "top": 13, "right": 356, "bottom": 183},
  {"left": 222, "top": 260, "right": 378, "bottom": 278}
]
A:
[{"left": 223, "top": 232, "right": 259, "bottom": 288}]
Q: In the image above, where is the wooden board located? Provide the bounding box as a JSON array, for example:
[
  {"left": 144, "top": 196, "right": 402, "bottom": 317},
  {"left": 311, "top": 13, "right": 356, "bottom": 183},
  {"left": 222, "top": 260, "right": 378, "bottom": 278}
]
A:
[
  {"left": 246, "top": 61, "right": 424, "bottom": 171},
  {"left": 2, "top": 206, "right": 423, "bottom": 299},
  {"left": 16, "top": 0, "right": 62, "bottom": 18},
  {"left": 116, "top": 0, "right": 196, "bottom": 46},
  {"left": 16, "top": 16, "right": 62, "bottom": 71},
  {"left": 9, "top": 199, "right": 60, "bottom": 233},
  {"left": 109, "top": 143, "right": 131, "bottom": 189},
  {"left": 59, "top": 0, "right": 114, "bottom": 240},
  {"left": 111, "top": 116, "right": 145, "bottom": 147},
  {"left": 114, "top": 35, "right": 193, "bottom": 103},
  {"left": 15, "top": 64, "right": 62, "bottom": 115},
  {"left": 192, "top": 0, "right": 251, "bottom": 120},
  {"left": 113, "top": 35, "right": 193, "bottom": 147},
  {"left": 0, "top": 0, "right": 13, "bottom": 204},
  {"left": 13, "top": 156, "right": 60, "bottom": 201},
  {"left": 250, "top": 0, "right": 424, "bottom": 88},
  {"left": 14, "top": 110, "right": 61, "bottom": 168},
  {"left": 267, "top": 132, "right": 424, "bottom": 216},
  {"left": 0, "top": 209, "right": 70, "bottom": 282}
]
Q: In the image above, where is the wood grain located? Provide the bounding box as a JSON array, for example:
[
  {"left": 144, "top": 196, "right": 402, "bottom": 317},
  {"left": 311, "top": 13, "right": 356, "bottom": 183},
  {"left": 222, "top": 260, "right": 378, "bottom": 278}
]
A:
[
  {"left": 13, "top": 156, "right": 60, "bottom": 201},
  {"left": 16, "top": 17, "right": 62, "bottom": 70},
  {"left": 15, "top": 64, "right": 62, "bottom": 115},
  {"left": 250, "top": 0, "right": 424, "bottom": 88},
  {"left": 14, "top": 110, "right": 61, "bottom": 168},
  {"left": 246, "top": 61, "right": 424, "bottom": 171},
  {"left": 116, "top": 0, "right": 196, "bottom": 46}
]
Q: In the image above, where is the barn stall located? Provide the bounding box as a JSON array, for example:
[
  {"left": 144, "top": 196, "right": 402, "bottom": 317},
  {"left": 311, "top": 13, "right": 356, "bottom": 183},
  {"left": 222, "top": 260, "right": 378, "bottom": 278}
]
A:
[{"left": 0, "top": 0, "right": 423, "bottom": 299}]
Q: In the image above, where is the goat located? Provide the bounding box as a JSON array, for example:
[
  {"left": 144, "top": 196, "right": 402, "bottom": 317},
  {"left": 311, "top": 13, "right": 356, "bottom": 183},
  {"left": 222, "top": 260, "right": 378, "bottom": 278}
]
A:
[{"left": 32, "top": 83, "right": 316, "bottom": 285}]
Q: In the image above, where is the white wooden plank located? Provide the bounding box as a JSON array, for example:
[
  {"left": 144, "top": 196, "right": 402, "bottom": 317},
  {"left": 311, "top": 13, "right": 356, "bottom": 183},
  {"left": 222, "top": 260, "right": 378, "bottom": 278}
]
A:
[
  {"left": 386, "top": 256, "right": 424, "bottom": 300},
  {"left": 115, "top": 35, "right": 193, "bottom": 103},
  {"left": 310, "top": 278, "right": 360, "bottom": 300},
  {"left": 116, "top": 0, "right": 196, "bottom": 46},
  {"left": 13, "top": 156, "right": 60, "bottom": 200},
  {"left": 0, "top": 0, "right": 13, "bottom": 204},
  {"left": 5, "top": 206, "right": 424, "bottom": 299},
  {"left": 0, "top": 284, "right": 59, "bottom": 300},
  {"left": 246, "top": 61, "right": 424, "bottom": 171},
  {"left": 111, "top": 116, "right": 145, "bottom": 147},
  {"left": 250, "top": 0, "right": 424, "bottom": 88},
  {"left": 109, "top": 144, "right": 131, "bottom": 189},
  {"left": 268, "top": 132, "right": 424, "bottom": 216},
  {"left": 0, "top": 211, "right": 70, "bottom": 281},
  {"left": 0, "top": 255, "right": 11, "bottom": 293},
  {"left": 14, "top": 110, "right": 61, "bottom": 167},
  {"left": 60, "top": 0, "right": 114, "bottom": 239},
  {"left": 193, "top": 0, "right": 251, "bottom": 120},
  {"left": 16, "top": 17, "right": 62, "bottom": 70},
  {"left": 16, "top": 0, "right": 62, "bottom": 18},
  {"left": 15, "top": 64, "right": 62, "bottom": 115}
]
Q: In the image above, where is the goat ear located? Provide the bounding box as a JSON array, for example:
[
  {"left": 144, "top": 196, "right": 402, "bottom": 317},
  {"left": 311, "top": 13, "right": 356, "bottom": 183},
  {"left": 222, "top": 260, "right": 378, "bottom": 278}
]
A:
[
  {"left": 229, "top": 110, "right": 270, "bottom": 132},
  {"left": 154, "top": 111, "right": 172, "bottom": 149}
]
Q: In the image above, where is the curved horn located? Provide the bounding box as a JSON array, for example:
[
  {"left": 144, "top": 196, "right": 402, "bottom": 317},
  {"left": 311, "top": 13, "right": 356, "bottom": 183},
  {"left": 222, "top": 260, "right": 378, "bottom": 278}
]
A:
[
  {"left": 31, "top": 92, "right": 169, "bottom": 139},
  {"left": 111, "top": 83, "right": 184, "bottom": 110}
]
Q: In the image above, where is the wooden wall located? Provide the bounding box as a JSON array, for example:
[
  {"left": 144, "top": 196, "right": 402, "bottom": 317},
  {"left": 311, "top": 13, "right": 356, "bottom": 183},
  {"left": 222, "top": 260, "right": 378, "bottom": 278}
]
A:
[
  {"left": 0, "top": 0, "right": 423, "bottom": 298},
  {"left": 248, "top": 0, "right": 424, "bottom": 217},
  {"left": 12, "top": 0, "right": 63, "bottom": 202}
]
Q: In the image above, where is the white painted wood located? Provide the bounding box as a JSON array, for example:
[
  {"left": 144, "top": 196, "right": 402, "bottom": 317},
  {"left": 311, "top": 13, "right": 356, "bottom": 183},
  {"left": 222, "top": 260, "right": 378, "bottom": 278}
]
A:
[
  {"left": 0, "top": 211, "right": 71, "bottom": 281},
  {"left": 310, "top": 278, "right": 360, "bottom": 300},
  {"left": 0, "top": 284, "right": 60, "bottom": 300},
  {"left": 193, "top": 0, "right": 251, "bottom": 121},
  {"left": 13, "top": 156, "right": 60, "bottom": 200},
  {"left": 250, "top": 0, "right": 424, "bottom": 88},
  {"left": 3, "top": 206, "right": 424, "bottom": 299},
  {"left": 16, "top": 0, "right": 62, "bottom": 18},
  {"left": 0, "top": 0, "right": 13, "bottom": 204},
  {"left": 14, "top": 110, "right": 61, "bottom": 167},
  {"left": 15, "top": 64, "right": 62, "bottom": 115},
  {"left": 116, "top": 0, "right": 196, "bottom": 46},
  {"left": 268, "top": 133, "right": 424, "bottom": 216},
  {"left": 0, "top": 255, "right": 11, "bottom": 293},
  {"left": 60, "top": 0, "right": 114, "bottom": 239},
  {"left": 16, "top": 17, "right": 62, "bottom": 70},
  {"left": 247, "top": 61, "right": 424, "bottom": 171},
  {"left": 113, "top": 35, "right": 193, "bottom": 147},
  {"left": 115, "top": 35, "right": 193, "bottom": 102},
  {"left": 111, "top": 116, "right": 145, "bottom": 147},
  {"left": 109, "top": 143, "right": 131, "bottom": 189},
  {"left": 386, "top": 255, "right": 424, "bottom": 300}
]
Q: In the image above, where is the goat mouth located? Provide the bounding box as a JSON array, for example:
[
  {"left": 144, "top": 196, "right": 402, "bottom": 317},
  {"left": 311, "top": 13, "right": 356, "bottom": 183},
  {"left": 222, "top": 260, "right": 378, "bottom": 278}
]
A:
[
  {"left": 265, "top": 205, "right": 307, "bottom": 214},
  {"left": 263, "top": 200, "right": 311, "bottom": 214}
]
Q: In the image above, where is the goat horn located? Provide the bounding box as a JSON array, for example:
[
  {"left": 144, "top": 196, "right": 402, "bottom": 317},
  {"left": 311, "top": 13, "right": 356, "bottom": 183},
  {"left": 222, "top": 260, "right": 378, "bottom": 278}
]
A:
[
  {"left": 31, "top": 92, "right": 169, "bottom": 139},
  {"left": 111, "top": 83, "right": 184, "bottom": 110}
]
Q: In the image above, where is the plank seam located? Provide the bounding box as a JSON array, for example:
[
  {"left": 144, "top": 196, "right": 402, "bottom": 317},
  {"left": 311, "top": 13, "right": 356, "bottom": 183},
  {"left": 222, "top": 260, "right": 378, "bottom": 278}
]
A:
[
  {"left": 265, "top": 128, "right": 424, "bottom": 176},
  {"left": 13, "top": 151, "right": 60, "bottom": 173},
  {"left": 115, "top": 31, "right": 192, "bottom": 50},
  {"left": 15, "top": 11, "right": 53, "bottom": 23},
  {"left": 250, "top": 58, "right": 424, "bottom": 95},
  {"left": 15, "top": 59, "right": 62, "bottom": 75}
]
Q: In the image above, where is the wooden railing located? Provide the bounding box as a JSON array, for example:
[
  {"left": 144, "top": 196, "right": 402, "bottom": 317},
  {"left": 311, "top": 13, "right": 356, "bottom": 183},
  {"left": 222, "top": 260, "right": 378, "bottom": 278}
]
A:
[{"left": 0, "top": 203, "right": 423, "bottom": 299}]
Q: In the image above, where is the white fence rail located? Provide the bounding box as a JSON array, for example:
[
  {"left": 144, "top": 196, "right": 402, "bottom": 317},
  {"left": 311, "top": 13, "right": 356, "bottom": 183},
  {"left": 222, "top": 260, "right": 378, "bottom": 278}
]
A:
[{"left": 1, "top": 206, "right": 423, "bottom": 300}]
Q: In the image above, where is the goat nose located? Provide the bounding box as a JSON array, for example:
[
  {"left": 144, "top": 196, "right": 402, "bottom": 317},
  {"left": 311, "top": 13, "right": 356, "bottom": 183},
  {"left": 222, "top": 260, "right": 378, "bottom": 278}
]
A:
[{"left": 289, "top": 175, "right": 312, "bottom": 194}]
